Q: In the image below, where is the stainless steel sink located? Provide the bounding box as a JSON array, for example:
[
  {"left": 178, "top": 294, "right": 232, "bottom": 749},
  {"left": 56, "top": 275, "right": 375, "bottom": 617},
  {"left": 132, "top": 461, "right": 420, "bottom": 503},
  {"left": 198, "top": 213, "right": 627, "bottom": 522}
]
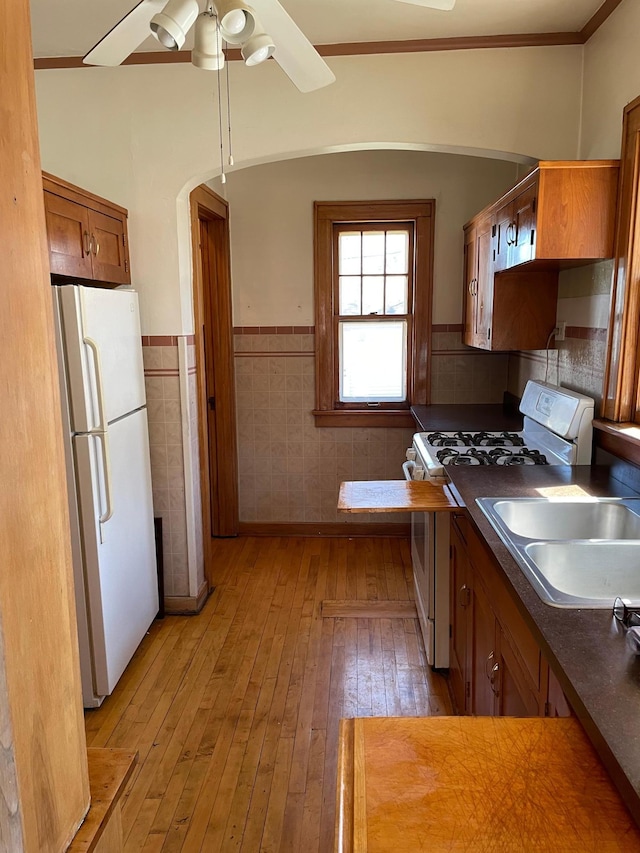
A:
[
  {"left": 488, "top": 497, "right": 640, "bottom": 540},
  {"left": 476, "top": 497, "right": 640, "bottom": 608},
  {"left": 523, "top": 542, "right": 640, "bottom": 605}
]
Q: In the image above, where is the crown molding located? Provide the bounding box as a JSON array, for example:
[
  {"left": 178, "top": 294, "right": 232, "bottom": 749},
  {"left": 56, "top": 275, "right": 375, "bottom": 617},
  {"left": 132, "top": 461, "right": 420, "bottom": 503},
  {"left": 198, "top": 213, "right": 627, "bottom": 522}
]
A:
[{"left": 33, "top": 0, "right": 624, "bottom": 71}]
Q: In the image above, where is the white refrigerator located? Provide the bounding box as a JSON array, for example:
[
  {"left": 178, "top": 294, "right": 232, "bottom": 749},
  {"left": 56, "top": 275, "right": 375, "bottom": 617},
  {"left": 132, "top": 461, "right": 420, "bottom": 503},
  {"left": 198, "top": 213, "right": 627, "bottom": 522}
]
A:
[{"left": 53, "top": 284, "right": 159, "bottom": 708}]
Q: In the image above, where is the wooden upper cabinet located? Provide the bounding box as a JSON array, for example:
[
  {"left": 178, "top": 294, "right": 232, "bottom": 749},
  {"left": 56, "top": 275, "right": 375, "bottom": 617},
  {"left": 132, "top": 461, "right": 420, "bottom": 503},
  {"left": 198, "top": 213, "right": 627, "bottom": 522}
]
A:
[
  {"left": 489, "top": 160, "right": 619, "bottom": 272},
  {"left": 463, "top": 160, "right": 619, "bottom": 351},
  {"left": 43, "top": 172, "right": 131, "bottom": 286}
]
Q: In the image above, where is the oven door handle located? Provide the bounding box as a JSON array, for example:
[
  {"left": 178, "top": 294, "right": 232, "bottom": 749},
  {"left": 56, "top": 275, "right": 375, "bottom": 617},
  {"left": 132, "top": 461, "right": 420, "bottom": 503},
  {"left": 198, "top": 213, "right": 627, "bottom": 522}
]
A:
[{"left": 403, "top": 460, "right": 415, "bottom": 481}]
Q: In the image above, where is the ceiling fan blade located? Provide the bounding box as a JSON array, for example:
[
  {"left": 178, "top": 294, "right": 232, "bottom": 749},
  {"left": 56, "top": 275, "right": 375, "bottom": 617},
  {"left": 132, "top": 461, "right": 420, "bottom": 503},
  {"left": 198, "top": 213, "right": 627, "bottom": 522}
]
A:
[
  {"left": 393, "top": 0, "right": 456, "bottom": 9},
  {"left": 83, "top": 0, "right": 166, "bottom": 66},
  {"left": 249, "top": 0, "right": 335, "bottom": 93}
]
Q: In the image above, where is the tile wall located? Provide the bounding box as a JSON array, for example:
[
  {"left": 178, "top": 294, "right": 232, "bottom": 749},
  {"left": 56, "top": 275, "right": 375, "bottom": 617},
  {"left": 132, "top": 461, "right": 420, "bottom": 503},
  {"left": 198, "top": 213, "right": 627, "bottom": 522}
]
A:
[
  {"left": 142, "top": 335, "right": 204, "bottom": 600},
  {"left": 234, "top": 326, "right": 510, "bottom": 525}
]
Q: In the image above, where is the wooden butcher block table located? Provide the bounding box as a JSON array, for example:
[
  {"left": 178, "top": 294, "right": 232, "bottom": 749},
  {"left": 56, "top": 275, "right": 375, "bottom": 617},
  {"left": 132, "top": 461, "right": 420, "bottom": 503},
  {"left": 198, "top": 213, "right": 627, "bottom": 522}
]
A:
[
  {"left": 335, "top": 716, "right": 640, "bottom": 852},
  {"left": 337, "top": 480, "right": 459, "bottom": 513}
]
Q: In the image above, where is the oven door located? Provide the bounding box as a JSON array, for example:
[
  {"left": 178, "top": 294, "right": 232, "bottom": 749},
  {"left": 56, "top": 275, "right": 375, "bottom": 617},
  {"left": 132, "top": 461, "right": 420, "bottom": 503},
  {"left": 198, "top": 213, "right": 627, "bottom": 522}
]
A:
[{"left": 403, "top": 457, "right": 450, "bottom": 669}]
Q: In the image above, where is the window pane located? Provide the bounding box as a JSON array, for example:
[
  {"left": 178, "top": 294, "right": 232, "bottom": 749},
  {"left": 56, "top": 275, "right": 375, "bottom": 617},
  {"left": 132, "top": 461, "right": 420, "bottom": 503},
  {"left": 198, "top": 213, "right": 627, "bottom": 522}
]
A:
[
  {"left": 339, "top": 232, "right": 361, "bottom": 275},
  {"left": 385, "top": 276, "right": 408, "bottom": 314},
  {"left": 362, "top": 276, "right": 384, "bottom": 315},
  {"left": 339, "top": 320, "right": 407, "bottom": 402},
  {"left": 339, "top": 276, "right": 361, "bottom": 315},
  {"left": 362, "top": 232, "right": 385, "bottom": 274},
  {"left": 386, "top": 231, "right": 409, "bottom": 274}
]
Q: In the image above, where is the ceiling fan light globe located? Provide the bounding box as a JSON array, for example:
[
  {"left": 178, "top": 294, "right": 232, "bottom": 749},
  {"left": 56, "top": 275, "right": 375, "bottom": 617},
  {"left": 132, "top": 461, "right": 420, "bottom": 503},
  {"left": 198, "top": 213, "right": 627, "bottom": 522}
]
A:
[
  {"left": 215, "top": 0, "right": 256, "bottom": 44},
  {"left": 150, "top": 0, "right": 199, "bottom": 51},
  {"left": 242, "top": 32, "right": 275, "bottom": 66},
  {"left": 192, "top": 12, "right": 225, "bottom": 70},
  {"left": 220, "top": 8, "right": 246, "bottom": 35}
]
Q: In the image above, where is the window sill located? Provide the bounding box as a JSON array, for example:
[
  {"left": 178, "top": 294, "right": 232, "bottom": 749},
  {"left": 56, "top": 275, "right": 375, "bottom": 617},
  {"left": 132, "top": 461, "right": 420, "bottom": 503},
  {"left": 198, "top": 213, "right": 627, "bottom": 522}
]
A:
[
  {"left": 593, "top": 418, "right": 640, "bottom": 466},
  {"left": 313, "top": 410, "right": 416, "bottom": 428}
]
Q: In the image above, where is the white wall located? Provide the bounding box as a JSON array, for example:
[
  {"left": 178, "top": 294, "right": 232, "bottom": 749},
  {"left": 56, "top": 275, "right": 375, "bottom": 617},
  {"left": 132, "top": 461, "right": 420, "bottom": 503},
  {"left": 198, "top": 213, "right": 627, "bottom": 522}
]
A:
[
  {"left": 218, "top": 149, "right": 518, "bottom": 326},
  {"left": 35, "top": 46, "right": 583, "bottom": 335},
  {"left": 581, "top": 0, "right": 640, "bottom": 158}
]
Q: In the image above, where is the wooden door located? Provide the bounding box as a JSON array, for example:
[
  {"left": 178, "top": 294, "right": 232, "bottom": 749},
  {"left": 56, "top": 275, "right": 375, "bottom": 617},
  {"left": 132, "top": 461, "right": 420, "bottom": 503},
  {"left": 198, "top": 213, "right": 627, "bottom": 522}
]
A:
[
  {"left": 449, "top": 520, "right": 472, "bottom": 713},
  {"left": 471, "top": 578, "right": 498, "bottom": 715},
  {"left": 475, "top": 215, "right": 494, "bottom": 348},
  {"left": 43, "top": 190, "right": 93, "bottom": 278},
  {"left": 511, "top": 181, "right": 538, "bottom": 267},
  {"left": 190, "top": 186, "right": 239, "bottom": 580},
  {"left": 462, "top": 224, "right": 477, "bottom": 346},
  {"left": 88, "top": 208, "right": 130, "bottom": 285}
]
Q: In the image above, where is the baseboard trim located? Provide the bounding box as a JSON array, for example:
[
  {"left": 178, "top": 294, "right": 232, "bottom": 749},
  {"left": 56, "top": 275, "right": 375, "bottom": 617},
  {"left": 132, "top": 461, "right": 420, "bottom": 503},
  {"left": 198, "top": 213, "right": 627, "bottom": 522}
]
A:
[
  {"left": 238, "top": 522, "right": 410, "bottom": 538},
  {"left": 164, "top": 580, "right": 210, "bottom": 615}
]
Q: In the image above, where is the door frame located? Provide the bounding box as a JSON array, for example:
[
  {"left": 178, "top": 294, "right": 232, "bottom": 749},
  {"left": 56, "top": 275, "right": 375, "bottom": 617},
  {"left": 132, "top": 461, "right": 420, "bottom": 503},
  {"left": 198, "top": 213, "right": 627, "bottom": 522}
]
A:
[{"left": 190, "top": 185, "right": 238, "bottom": 584}]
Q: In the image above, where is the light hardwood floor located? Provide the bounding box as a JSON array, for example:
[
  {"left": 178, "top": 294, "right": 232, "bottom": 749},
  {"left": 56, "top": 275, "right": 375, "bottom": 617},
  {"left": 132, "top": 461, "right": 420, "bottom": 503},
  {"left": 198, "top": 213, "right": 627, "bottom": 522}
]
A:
[{"left": 84, "top": 536, "right": 452, "bottom": 852}]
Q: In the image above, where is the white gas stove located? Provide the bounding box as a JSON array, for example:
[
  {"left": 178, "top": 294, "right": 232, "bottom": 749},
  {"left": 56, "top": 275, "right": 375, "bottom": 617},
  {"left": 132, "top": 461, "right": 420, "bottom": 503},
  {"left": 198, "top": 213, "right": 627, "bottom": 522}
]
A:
[{"left": 404, "top": 381, "right": 595, "bottom": 671}]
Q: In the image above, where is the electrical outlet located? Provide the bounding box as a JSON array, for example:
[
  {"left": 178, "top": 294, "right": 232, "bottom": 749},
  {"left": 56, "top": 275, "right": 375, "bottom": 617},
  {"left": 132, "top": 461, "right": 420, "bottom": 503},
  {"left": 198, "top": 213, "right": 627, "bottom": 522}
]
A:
[{"left": 553, "top": 321, "right": 566, "bottom": 342}]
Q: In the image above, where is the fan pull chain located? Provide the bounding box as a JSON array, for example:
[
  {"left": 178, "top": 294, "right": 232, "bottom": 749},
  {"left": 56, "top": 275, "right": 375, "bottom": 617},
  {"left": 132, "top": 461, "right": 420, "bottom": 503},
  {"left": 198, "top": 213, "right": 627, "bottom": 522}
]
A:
[
  {"left": 215, "top": 17, "right": 226, "bottom": 183},
  {"left": 225, "top": 40, "right": 233, "bottom": 167}
]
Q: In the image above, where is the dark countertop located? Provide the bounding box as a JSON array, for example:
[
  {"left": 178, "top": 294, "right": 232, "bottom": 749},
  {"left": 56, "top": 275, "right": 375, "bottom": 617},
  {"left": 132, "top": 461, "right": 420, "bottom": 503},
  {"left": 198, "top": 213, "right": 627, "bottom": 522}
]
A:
[
  {"left": 411, "top": 404, "right": 523, "bottom": 433},
  {"left": 446, "top": 465, "right": 640, "bottom": 824}
]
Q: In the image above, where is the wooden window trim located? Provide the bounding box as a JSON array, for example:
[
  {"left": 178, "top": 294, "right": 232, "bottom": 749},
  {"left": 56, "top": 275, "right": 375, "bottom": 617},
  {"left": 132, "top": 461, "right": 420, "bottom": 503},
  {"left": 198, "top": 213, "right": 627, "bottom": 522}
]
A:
[
  {"left": 314, "top": 200, "right": 434, "bottom": 427},
  {"left": 602, "top": 94, "right": 640, "bottom": 423}
]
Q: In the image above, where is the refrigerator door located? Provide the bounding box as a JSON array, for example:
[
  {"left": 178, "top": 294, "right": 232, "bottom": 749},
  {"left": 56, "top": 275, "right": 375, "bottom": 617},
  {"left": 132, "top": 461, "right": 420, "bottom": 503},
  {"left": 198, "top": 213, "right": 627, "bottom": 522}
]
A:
[
  {"left": 59, "top": 285, "right": 146, "bottom": 431},
  {"left": 74, "top": 407, "right": 158, "bottom": 702}
]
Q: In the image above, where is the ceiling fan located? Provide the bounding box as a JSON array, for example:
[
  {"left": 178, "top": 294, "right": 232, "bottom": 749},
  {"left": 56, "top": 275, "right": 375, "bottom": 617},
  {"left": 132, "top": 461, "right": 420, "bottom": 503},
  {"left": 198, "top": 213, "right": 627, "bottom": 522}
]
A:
[{"left": 83, "top": 0, "right": 456, "bottom": 93}]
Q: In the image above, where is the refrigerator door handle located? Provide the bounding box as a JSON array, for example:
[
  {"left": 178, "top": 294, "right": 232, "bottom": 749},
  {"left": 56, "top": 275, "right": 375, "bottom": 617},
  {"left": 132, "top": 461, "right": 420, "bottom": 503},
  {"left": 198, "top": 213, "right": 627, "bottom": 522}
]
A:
[
  {"left": 90, "top": 429, "right": 114, "bottom": 531},
  {"left": 79, "top": 289, "right": 108, "bottom": 432}
]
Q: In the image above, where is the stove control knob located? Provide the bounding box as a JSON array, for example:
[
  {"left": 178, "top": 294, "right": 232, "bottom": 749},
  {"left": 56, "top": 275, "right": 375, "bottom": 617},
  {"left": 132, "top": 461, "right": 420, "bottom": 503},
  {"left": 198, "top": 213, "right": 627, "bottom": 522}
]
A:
[
  {"left": 406, "top": 448, "right": 417, "bottom": 461},
  {"left": 414, "top": 466, "right": 425, "bottom": 481}
]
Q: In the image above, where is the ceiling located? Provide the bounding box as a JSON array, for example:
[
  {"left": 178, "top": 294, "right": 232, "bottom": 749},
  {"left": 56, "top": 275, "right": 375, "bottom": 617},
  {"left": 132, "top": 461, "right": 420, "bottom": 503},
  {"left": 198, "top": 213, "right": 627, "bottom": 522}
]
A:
[{"left": 30, "top": 0, "right": 608, "bottom": 60}]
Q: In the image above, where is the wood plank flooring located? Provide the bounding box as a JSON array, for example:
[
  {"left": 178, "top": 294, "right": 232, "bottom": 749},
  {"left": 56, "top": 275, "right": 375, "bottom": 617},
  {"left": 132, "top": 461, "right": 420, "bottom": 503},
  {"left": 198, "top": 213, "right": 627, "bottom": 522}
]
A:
[{"left": 84, "top": 536, "right": 452, "bottom": 852}]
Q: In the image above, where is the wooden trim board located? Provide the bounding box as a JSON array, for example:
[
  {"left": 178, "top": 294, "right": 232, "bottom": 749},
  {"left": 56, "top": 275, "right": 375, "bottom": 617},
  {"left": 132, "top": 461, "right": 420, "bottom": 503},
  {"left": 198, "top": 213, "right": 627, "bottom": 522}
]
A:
[
  {"left": 164, "top": 580, "right": 209, "bottom": 615},
  {"left": 238, "top": 522, "right": 411, "bottom": 537},
  {"left": 321, "top": 600, "right": 417, "bottom": 619}
]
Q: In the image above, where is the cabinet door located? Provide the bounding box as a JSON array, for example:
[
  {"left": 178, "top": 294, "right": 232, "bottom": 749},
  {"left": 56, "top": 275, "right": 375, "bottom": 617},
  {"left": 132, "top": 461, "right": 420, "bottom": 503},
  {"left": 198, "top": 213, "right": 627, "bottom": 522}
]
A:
[
  {"left": 472, "top": 578, "right": 498, "bottom": 716},
  {"left": 449, "top": 520, "right": 472, "bottom": 714},
  {"left": 44, "top": 191, "right": 93, "bottom": 279},
  {"left": 546, "top": 667, "right": 572, "bottom": 717},
  {"left": 475, "top": 217, "right": 493, "bottom": 348},
  {"left": 492, "top": 202, "right": 512, "bottom": 273},
  {"left": 511, "top": 182, "right": 538, "bottom": 267},
  {"left": 462, "top": 225, "right": 478, "bottom": 346},
  {"left": 88, "top": 209, "right": 130, "bottom": 285},
  {"left": 497, "top": 627, "right": 541, "bottom": 717}
]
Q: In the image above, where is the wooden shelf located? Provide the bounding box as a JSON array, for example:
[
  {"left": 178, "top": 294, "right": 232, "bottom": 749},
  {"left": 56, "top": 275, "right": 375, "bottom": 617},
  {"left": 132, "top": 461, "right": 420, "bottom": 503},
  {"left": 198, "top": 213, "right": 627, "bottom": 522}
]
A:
[
  {"left": 69, "top": 748, "right": 137, "bottom": 853},
  {"left": 337, "top": 480, "right": 459, "bottom": 513}
]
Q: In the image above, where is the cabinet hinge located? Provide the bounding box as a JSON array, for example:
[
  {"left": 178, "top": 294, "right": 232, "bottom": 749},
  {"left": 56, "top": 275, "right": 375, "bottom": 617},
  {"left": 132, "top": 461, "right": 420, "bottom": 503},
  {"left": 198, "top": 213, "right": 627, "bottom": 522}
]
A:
[
  {"left": 544, "top": 701, "right": 552, "bottom": 717},
  {"left": 124, "top": 258, "right": 129, "bottom": 273},
  {"left": 491, "top": 224, "right": 496, "bottom": 238},
  {"left": 530, "top": 230, "right": 535, "bottom": 246},
  {"left": 487, "top": 328, "right": 491, "bottom": 340}
]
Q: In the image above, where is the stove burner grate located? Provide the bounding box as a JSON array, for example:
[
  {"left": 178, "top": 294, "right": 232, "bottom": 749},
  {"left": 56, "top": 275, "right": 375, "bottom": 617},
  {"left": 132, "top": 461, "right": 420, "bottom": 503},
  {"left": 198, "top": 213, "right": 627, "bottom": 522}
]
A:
[
  {"left": 426, "top": 431, "right": 474, "bottom": 447},
  {"left": 471, "top": 431, "right": 525, "bottom": 447}
]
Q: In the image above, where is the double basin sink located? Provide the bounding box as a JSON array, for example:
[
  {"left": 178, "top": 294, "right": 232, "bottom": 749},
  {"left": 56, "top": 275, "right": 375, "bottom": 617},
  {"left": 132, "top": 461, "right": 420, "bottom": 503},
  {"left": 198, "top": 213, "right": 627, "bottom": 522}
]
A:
[{"left": 476, "top": 497, "right": 640, "bottom": 608}]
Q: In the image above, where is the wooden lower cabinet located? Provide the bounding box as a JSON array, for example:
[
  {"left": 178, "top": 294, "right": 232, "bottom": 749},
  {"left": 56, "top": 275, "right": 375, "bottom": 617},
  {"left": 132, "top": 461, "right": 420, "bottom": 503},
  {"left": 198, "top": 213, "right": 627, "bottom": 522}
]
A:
[{"left": 449, "top": 513, "right": 568, "bottom": 718}]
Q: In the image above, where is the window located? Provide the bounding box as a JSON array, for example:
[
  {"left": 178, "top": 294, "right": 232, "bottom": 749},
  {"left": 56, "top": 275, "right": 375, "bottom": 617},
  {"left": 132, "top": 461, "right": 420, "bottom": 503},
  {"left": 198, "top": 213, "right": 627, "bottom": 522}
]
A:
[{"left": 314, "top": 201, "right": 434, "bottom": 427}]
